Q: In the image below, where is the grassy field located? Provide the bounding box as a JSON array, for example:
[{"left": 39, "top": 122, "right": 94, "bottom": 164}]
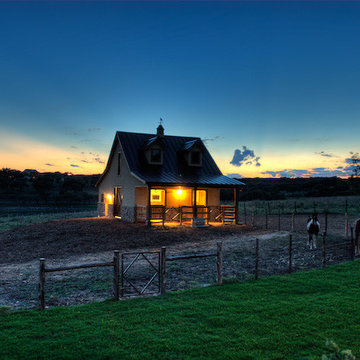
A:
[
  {"left": 243, "top": 195, "right": 360, "bottom": 215},
  {"left": 1, "top": 260, "right": 360, "bottom": 360},
  {"left": 0, "top": 210, "right": 97, "bottom": 232}
]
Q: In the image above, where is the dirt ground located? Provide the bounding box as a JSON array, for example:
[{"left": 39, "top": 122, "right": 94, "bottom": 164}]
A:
[{"left": 0, "top": 214, "right": 357, "bottom": 309}]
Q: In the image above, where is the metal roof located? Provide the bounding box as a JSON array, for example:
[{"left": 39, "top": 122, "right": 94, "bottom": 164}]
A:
[{"left": 96, "top": 131, "right": 245, "bottom": 187}]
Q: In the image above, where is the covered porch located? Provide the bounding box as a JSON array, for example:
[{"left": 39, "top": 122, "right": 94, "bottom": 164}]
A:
[{"left": 134, "top": 185, "right": 241, "bottom": 227}]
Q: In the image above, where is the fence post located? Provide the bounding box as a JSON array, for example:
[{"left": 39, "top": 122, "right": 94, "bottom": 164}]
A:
[
  {"left": 288, "top": 234, "right": 292, "bottom": 274},
  {"left": 265, "top": 209, "right": 268, "bottom": 230},
  {"left": 255, "top": 238, "right": 259, "bottom": 280},
  {"left": 278, "top": 208, "right": 281, "bottom": 231},
  {"left": 113, "top": 250, "right": 120, "bottom": 301},
  {"left": 244, "top": 203, "right": 247, "bottom": 225},
  {"left": 179, "top": 206, "right": 182, "bottom": 226},
  {"left": 120, "top": 253, "right": 124, "bottom": 298},
  {"left": 324, "top": 211, "right": 328, "bottom": 234},
  {"left": 322, "top": 232, "right": 326, "bottom": 268},
  {"left": 291, "top": 212, "right": 295, "bottom": 232},
  {"left": 217, "top": 241, "right": 223, "bottom": 285},
  {"left": 160, "top": 246, "right": 166, "bottom": 295},
  {"left": 251, "top": 207, "right": 255, "bottom": 228},
  {"left": 38, "top": 258, "right": 45, "bottom": 310},
  {"left": 350, "top": 226, "right": 355, "bottom": 261},
  {"left": 345, "top": 212, "right": 349, "bottom": 238}
]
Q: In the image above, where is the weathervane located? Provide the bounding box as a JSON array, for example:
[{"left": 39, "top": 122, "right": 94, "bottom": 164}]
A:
[{"left": 159, "top": 118, "right": 163, "bottom": 126}]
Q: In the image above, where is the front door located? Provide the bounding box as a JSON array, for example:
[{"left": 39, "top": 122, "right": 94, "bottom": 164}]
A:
[{"left": 114, "top": 187, "right": 122, "bottom": 217}]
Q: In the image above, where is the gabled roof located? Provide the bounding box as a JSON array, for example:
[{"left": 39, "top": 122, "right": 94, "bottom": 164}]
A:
[{"left": 96, "top": 131, "right": 244, "bottom": 187}]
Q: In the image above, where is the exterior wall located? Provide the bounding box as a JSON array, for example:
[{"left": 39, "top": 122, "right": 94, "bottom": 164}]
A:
[{"left": 97, "top": 138, "right": 145, "bottom": 222}]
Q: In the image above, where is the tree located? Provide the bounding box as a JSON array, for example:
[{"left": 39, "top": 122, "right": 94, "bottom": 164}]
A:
[{"left": 350, "top": 152, "right": 360, "bottom": 177}]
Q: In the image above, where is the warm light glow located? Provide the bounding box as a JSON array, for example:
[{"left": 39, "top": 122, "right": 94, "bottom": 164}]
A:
[
  {"left": 107, "top": 194, "right": 113, "bottom": 204},
  {"left": 176, "top": 189, "right": 183, "bottom": 196}
]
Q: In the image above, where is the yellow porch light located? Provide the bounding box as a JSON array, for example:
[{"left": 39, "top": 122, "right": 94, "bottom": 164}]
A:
[
  {"left": 176, "top": 188, "right": 183, "bottom": 196},
  {"left": 107, "top": 194, "right": 113, "bottom": 204}
]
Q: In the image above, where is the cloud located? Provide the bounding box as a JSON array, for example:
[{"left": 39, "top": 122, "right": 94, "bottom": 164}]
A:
[
  {"left": 71, "top": 146, "right": 78, "bottom": 149},
  {"left": 202, "top": 136, "right": 221, "bottom": 144},
  {"left": 94, "top": 157, "right": 105, "bottom": 164},
  {"left": 45, "top": 163, "right": 54, "bottom": 166},
  {"left": 81, "top": 160, "right": 89, "bottom": 163},
  {"left": 315, "top": 151, "right": 334, "bottom": 158},
  {"left": 262, "top": 166, "right": 353, "bottom": 178},
  {"left": 70, "top": 164, "right": 80, "bottom": 168},
  {"left": 88, "top": 128, "right": 101, "bottom": 132},
  {"left": 230, "top": 146, "right": 261, "bottom": 167},
  {"left": 227, "top": 173, "right": 243, "bottom": 178}
]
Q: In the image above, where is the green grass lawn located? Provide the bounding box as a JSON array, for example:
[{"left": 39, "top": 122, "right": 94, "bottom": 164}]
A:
[{"left": 1, "top": 261, "right": 360, "bottom": 360}]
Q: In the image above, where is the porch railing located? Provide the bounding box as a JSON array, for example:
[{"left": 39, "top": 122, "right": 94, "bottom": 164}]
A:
[{"left": 135, "top": 205, "right": 237, "bottom": 225}]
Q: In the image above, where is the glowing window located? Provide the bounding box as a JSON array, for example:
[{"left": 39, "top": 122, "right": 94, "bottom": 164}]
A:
[
  {"left": 151, "top": 189, "right": 165, "bottom": 205},
  {"left": 196, "top": 190, "right": 206, "bottom": 206}
]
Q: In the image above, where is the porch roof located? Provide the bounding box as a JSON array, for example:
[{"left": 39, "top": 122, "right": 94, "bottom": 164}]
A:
[{"left": 134, "top": 172, "right": 244, "bottom": 187}]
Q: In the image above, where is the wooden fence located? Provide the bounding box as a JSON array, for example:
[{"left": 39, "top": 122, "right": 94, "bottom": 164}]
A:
[{"left": 38, "top": 242, "right": 223, "bottom": 310}]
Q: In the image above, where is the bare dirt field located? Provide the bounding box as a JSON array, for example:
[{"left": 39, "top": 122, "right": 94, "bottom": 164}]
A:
[{"left": 0, "top": 214, "right": 357, "bottom": 309}]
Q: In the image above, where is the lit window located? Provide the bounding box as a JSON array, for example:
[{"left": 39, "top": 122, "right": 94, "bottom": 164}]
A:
[
  {"left": 196, "top": 190, "right": 206, "bottom": 206},
  {"left": 150, "top": 149, "right": 162, "bottom": 164},
  {"left": 151, "top": 189, "right": 165, "bottom": 205}
]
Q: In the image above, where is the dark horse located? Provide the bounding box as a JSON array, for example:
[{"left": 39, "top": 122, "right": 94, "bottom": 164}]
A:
[{"left": 307, "top": 214, "right": 320, "bottom": 250}]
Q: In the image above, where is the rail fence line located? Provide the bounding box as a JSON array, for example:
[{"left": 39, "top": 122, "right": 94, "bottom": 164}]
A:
[{"left": 38, "top": 226, "right": 358, "bottom": 310}]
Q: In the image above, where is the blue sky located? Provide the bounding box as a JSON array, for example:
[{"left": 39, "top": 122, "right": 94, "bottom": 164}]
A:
[{"left": 0, "top": 1, "right": 359, "bottom": 177}]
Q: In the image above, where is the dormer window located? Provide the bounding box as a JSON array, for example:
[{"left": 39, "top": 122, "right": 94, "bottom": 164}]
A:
[
  {"left": 190, "top": 150, "right": 202, "bottom": 166},
  {"left": 150, "top": 149, "right": 162, "bottom": 164}
]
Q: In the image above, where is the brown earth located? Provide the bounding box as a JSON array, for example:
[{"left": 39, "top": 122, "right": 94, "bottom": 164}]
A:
[{"left": 0, "top": 215, "right": 357, "bottom": 309}]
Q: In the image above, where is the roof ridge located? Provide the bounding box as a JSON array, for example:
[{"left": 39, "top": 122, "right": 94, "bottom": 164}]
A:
[{"left": 116, "top": 131, "right": 201, "bottom": 140}]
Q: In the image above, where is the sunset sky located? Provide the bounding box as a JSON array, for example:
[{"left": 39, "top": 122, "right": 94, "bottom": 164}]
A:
[{"left": 0, "top": 1, "right": 359, "bottom": 178}]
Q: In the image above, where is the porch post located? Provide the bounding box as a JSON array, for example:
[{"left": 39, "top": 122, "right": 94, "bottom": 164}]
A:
[
  {"left": 234, "top": 187, "right": 239, "bottom": 224},
  {"left": 193, "top": 186, "right": 198, "bottom": 219},
  {"left": 146, "top": 185, "right": 151, "bottom": 227}
]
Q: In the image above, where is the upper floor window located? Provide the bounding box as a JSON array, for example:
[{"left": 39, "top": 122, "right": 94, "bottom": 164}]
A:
[
  {"left": 189, "top": 150, "right": 202, "bottom": 166},
  {"left": 150, "top": 149, "right": 162, "bottom": 164},
  {"left": 117, "top": 153, "right": 121, "bottom": 175}
]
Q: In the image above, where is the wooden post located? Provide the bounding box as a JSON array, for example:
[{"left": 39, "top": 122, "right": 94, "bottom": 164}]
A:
[
  {"left": 146, "top": 185, "right": 151, "bottom": 227},
  {"left": 294, "top": 201, "right": 297, "bottom": 214},
  {"left": 38, "top": 258, "right": 45, "bottom": 310},
  {"left": 113, "top": 250, "right": 119, "bottom": 301},
  {"left": 345, "top": 212, "right": 349, "bottom": 237},
  {"left": 322, "top": 232, "right": 326, "bottom": 268},
  {"left": 291, "top": 212, "right": 295, "bottom": 232},
  {"left": 324, "top": 211, "right": 328, "bottom": 234},
  {"left": 179, "top": 206, "right": 182, "bottom": 226},
  {"left": 278, "top": 208, "right": 281, "bottom": 231},
  {"left": 288, "top": 234, "right": 292, "bottom": 274},
  {"left": 162, "top": 205, "right": 165, "bottom": 227},
  {"left": 217, "top": 241, "right": 223, "bottom": 285},
  {"left": 160, "top": 246, "right": 166, "bottom": 295},
  {"left": 234, "top": 188, "right": 239, "bottom": 224},
  {"left": 251, "top": 207, "right": 255, "bottom": 228},
  {"left": 255, "top": 238, "right": 259, "bottom": 280},
  {"left": 345, "top": 199, "right": 348, "bottom": 214},
  {"left": 222, "top": 206, "right": 225, "bottom": 225},
  {"left": 193, "top": 187, "right": 198, "bottom": 219},
  {"left": 120, "top": 253, "right": 124, "bottom": 298},
  {"left": 244, "top": 203, "right": 247, "bottom": 225},
  {"left": 350, "top": 226, "right": 355, "bottom": 261},
  {"left": 265, "top": 209, "right": 268, "bottom": 230}
]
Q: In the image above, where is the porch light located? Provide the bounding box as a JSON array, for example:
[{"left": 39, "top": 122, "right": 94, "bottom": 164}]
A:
[
  {"left": 107, "top": 194, "right": 112, "bottom": 203},
  {"left": 176, "top": 188, "right": 183, "bottom": 196}
]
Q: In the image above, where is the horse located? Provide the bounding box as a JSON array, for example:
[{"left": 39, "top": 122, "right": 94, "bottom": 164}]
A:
[
  {"left": 307, "top": 214, "right": 320, "bottom": 250},
  {"left": 354, "top": 218, "right": 360, "bottom": 255}
]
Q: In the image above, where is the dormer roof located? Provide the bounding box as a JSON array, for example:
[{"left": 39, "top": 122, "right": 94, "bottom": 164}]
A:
[{"left": 96, "top": 130, "right": 244, "bottom": 187}]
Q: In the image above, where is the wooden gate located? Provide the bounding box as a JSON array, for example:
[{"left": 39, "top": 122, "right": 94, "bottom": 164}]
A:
[{"left": 120, "top": 250, "right": 161, "bottom": 297}]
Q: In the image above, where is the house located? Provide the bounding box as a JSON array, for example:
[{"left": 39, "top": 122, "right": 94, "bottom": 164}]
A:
[{"left": 96, "top": 125, "right": 244, "bottom": 226}]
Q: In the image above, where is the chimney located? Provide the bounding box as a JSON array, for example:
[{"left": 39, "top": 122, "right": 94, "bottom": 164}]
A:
[{"left": 157, "top": 122, "right": 164, "bottom": 138}]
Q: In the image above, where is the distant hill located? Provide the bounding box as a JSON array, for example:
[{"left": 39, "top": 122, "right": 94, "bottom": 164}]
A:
[{"left": 234, "top": 177, "right": 360, "bottom": 201}]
